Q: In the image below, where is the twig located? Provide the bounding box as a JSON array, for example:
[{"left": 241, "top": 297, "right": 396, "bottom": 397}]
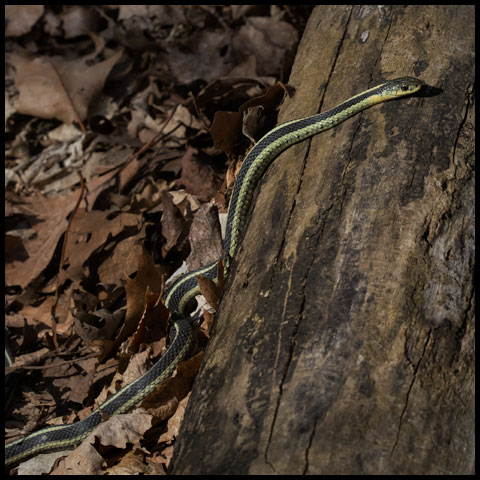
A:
[
  {"left": 51, "top": 171, "right": 86, "bottom": 347},
  {"left": 129, "top": 104, "right": 179, "bottom": 162}
]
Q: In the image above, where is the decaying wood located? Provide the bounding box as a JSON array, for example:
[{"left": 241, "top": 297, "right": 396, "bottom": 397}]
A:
[{"left": 171, "top": 5, "right": 474, "bottom": 474}]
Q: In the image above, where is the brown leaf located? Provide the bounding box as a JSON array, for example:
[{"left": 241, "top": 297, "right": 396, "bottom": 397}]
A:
[
  {"left": 239, "top": 82, "right": 290, "bottom": 116},
  {"left": 108, "top": 449, "right": 155, "bottom": 475},
  {"left": 129, "top": 286, "right": 169, "bottom": 356},
  {"left": 57, "top": 355, "right": 98, "bottom": 405},
  {"left": 242, "top": 105, "right": 265, "bottom": 143},
  {"left": 94, "top": 412, "right": 153, "bottom": 449},
  {"left": 5, "top": 5, "right": 44, "bottom": 37},
  {"left": 197, "top": 276, "right": 220, "bottom": 312},
  {"left": 59, "top": 6, "right": 101, "bottom": 39},
  {"left": 142, "top": 352, "right": 203, "bottom": 418},
  {"left": 122, "top": 247, "right": 165, "bottom": 344},
  {"left": 9, "top": 49, "right": 123, "bottom": 123},
  {"left": 186, "top": 203, "right": 223, "bottom": 272},
  {"left": 6, "top": 296, "right": 59, "bottom": 335},
  {"left": 232, "top": 16, "right": 298, "bottom": 76},
  {"left": 97, "top": 238, "right": 144, "bottom": 286},
  {"left": 161, "top": 191, "right": 187, "bottom": 258},
  {"left": 62, "top": 209, "right": 143, "bottom": 284},
  {"left": 51, "top": 411, "right": 154, "bottom": 475},
  {"left": 210, "top": 83, "right": 287, "bottom": 157},
  {"left": 178, "top": 147, "right": 221, "bottom": 201},
  {"left": 168, "top": 30, "right": 235, "bottom": 84},
  {"left": 197, "top": 258, "right": 224, "bottom": 312},
  {"left": 5, "top": 190, "right": 79, "bottom": 288},
  {"left": 210, "top": 111, "right": 242, "bottom": 157}
]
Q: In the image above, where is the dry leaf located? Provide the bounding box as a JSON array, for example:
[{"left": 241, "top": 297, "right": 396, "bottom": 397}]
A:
[
  {"left": 242, "top": 105, "right": 265, "bottom": 143},
  {"left": 178, "top": 147, "right": 221, "bottom": 201},
  {"left": 59, "top": 6, "right": 101, "bottom": 39},
  {"left": 232, "top": 16, "right": 298, "bottom": 76},
  {"left": 168, "top": 30, "right": 235, "bottom": 84},
  {"left": 161, "top": 191, "right": 187, "bottom": 258},
  {"left": 61, "top": 209, "right": 143, "bottom": 284},
  {"left": 210, "top": 110, "right": 242, "bottom": 157},
  {"left": 5, "top": 190, "right": 79, "bottom": 288},
  {"left": 51, "top": 411, "right": 154, "bottom": 475},
  {"left": 16, "top": 450, "right": 72, "bottom": 476},
  {"left": 5, "top": 5, "right": 44, "bottom": 37},
  {"left": 9, "top": 49, "right": 123, "bottom": 123},
  {"left": 186, "top": 203, "right": 223, "bottom": 272},
  {"left": 142, "top": 353, "right": 203, "bottom": 418},
  {"left": 197, "top": 276, "right": 222, "bottom": 313},
  {"left": 108, "top": 449, "right": 156, "bottom": 475},
  {"left": 122, "top": 247, "right": 165, "bottom": 344},
  {"left": 210, "top": 82, "right": 287, "bottom": 157}
]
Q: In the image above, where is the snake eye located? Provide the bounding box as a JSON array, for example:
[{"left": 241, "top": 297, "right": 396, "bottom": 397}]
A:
[{"left": 401, "top": 85, "right": 409, "bottom": 91}]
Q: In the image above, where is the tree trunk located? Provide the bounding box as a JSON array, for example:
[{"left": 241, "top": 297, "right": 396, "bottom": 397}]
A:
[{"left": 171, "top": 5, "right": 474, "bottom": 475}]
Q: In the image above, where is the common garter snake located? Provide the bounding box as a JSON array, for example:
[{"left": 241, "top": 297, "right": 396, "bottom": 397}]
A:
[{"left": 5, "top": 76, "right": 422, "bottom": 467}]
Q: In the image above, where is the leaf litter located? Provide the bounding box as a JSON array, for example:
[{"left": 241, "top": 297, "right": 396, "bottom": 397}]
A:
[{"left": 5, "top": 5, "right": 313, "bottom": 475}]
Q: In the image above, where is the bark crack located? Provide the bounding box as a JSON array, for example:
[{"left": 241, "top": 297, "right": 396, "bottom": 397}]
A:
[
  {"left": 264, "top": 10, "right": 355, "bottom": 471},
  {"left": 451, "top": 83, "right": 474, "bottom": 168},
  {"left": 303, "top": 414, "right": 318, "bottom": 474},
  {"left": 390, "top": 327, "right": 432, "bottom": 457}
]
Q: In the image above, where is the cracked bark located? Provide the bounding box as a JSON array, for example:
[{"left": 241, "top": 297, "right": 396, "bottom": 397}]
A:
[{"left": 170, "top": 5, "right": 474, "bottom": 475}]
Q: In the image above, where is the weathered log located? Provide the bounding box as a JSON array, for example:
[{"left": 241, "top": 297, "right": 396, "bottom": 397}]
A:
[{"left": 171, "top": 5, "right": 474, "bottom": 474}]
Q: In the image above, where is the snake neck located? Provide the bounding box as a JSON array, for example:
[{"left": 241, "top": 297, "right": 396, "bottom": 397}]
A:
[{"left": 223, "top": 83, "right": 400, "bottom": 262}]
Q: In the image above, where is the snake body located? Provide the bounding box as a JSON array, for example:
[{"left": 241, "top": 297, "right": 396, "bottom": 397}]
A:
[{"left": 5, "top": 77, "right": 422, "bottom": 467}]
